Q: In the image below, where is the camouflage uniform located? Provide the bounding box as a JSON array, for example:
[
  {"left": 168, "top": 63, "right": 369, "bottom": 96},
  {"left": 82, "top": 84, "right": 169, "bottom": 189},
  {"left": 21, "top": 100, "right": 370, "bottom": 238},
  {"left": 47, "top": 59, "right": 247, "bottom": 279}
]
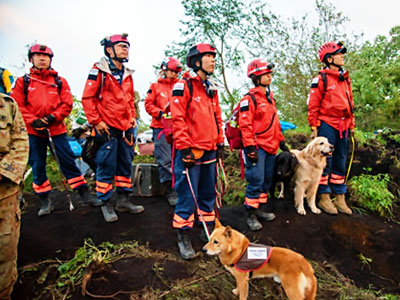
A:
[{"left": 0, "top": 93, "right": 29, "bottom": 299}]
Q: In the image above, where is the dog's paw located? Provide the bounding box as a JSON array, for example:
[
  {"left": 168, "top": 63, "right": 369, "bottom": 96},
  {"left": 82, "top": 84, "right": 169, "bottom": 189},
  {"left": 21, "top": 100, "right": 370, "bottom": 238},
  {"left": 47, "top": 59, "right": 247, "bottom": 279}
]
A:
[
  {"left": 232, "top": 288, "right": 239, "bottom": 296},
  {"left": 297, "top": 207, "right": 306, "bottom": 215},
  {"left": 311, "top": 207, "right": 321, "bottom": 214}
]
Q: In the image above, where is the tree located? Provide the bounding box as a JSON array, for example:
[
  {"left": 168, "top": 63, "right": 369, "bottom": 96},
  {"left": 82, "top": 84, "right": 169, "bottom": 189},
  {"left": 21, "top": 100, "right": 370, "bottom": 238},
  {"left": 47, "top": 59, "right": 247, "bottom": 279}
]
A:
[
  {"left": 348, "top": 26, "right": 400, "bottom": 131},
  {"left": 165, "top": 0, "right": 270, "bottom": 102},
  {"left": 249, "top": 0, "right": 361, "bottom": 127}
]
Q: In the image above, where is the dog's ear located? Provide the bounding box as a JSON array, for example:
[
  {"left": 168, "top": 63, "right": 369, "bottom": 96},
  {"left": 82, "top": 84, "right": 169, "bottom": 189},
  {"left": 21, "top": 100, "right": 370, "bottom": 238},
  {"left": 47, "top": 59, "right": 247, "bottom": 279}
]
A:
[
  {"left": 215, "top": 218, "right": 222, "bottom": 228},
  {"left": 224, "top": 226, "right": 232, "bottom": 239}
]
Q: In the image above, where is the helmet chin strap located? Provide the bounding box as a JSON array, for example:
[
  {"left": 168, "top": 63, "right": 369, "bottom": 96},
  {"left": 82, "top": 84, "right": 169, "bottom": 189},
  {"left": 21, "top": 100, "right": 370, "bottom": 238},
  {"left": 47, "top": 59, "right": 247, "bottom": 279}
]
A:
[{"left": 111, "top": 46, "right": 128, "bottom": 63}]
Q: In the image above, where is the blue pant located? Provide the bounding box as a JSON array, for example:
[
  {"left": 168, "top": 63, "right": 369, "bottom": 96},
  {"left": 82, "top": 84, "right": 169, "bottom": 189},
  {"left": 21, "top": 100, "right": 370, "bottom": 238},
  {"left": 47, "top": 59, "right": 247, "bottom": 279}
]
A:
[
  {"left": 152, "top": 128, "right": 172, "bottom": 183},
  {"left": 318, "top": 121, "right": 349, "bottom": 194},
  {"left": 28, "top": 134, "right": 87, "bottom": 195},
  {"left": 95, "top": 127, "right": 135, "bottom": 201},
  {"left": 172, "top": 150, "right": 217, "bottom": 229},
  {"left": 244, "top": 147, "right": 276, "bottom": 209}
]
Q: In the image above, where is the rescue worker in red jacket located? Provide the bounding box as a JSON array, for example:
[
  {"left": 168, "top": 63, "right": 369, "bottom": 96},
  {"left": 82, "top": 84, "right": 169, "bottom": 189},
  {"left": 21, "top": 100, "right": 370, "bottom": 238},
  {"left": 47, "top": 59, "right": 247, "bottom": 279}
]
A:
[
  {"left": 145, "top": 57, "right": 182, "bottom": 206},
  {"left": 171, "top": 43, "right": 224, "bottom": 260},
  {"left": 81, "top": 34, "right": 144, "bottom": 223},
  {"left": 239, "top": 59, "right": 289, "bottom": 231},
  {"left": 308, "top": 41, "right": 354, "bottom": 215},
  {"left": 11, "top": 44, "right": 100, "bottom": 216}
]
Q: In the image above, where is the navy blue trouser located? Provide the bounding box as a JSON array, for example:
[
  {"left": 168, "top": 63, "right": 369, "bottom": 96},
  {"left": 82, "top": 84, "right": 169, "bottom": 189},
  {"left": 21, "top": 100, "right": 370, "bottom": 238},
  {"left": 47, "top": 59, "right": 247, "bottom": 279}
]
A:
[
  {"left": 28, "top": 134, "right": 87, "bottom": 195},
  {"left": 172, "top": 150, "right": 217, "bottom": 230},
  {"left": 318, "top": 121, "right": 349, "bottom": 194},
  {"left": 95, "top": 127, "right": 135, "bottom": 201},
  {"left": 243, "top": 147, "right": 276, "bottom": 209},
  {"left": 152, "top": 128, "right": 172, "bottom": 183}
]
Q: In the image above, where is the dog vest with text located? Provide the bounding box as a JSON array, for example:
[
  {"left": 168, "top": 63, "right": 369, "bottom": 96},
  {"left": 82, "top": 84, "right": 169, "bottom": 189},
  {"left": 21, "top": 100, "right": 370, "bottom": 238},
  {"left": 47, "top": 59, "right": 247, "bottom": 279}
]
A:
[{"left": 233, "top": 243, "right": 272, "bottom": 272}]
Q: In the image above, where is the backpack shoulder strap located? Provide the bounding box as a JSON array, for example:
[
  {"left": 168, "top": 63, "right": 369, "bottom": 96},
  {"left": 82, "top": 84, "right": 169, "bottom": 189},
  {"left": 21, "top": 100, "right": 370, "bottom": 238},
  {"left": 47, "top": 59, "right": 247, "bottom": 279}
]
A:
[
  {"left": 320, "top": 72, "right": 328, "bottom": 101},
  {"left": 54, "top": 75, "right": 62, "bottom": 95},
  {"left": 183, "top": 77, "right": 193, "bottom": 107},
  {"left": 23, "top": 74, "right": 30, "bottom": 103},
  {"left": 245, "top": 92, "right": 257, "bottom": 109}
]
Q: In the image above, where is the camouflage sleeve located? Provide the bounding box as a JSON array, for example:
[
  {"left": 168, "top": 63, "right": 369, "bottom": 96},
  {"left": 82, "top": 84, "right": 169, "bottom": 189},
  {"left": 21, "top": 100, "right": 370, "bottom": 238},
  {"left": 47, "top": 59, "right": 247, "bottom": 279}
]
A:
[{"left": 0, "top": 96, "right": 29, "bottom": 185}]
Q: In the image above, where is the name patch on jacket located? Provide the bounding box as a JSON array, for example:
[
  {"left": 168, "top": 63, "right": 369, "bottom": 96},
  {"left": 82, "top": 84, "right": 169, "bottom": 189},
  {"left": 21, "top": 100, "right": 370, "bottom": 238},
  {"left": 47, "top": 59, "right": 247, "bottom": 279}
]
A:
[
  {"left": 310, "top": 77, "right": 319, "bottom": 88},
  {"left": 234, "top": 243, "right": 272, "bottom": 272},
  {"left": 172, "top": 82, "right": 185, "bottom": 96},
  {"left": 240, "top": 99, "right": 249, "bottom": 112},
  {"left": 88, "top": 69, "right": 99, "bottom": 81}
]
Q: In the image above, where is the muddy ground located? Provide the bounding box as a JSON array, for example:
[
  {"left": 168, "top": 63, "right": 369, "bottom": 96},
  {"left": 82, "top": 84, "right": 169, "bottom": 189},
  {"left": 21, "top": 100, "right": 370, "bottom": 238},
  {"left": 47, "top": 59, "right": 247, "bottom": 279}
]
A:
[{"left": 12, "top": 132, "right": 400, "bottom": 299}]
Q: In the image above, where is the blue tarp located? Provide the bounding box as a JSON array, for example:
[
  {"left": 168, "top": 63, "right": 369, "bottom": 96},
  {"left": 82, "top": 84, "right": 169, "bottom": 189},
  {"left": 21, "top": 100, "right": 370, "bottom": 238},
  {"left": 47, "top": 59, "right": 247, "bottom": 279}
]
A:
[{"left": 280, "top": 121, "right": 297, "bottom": 132}]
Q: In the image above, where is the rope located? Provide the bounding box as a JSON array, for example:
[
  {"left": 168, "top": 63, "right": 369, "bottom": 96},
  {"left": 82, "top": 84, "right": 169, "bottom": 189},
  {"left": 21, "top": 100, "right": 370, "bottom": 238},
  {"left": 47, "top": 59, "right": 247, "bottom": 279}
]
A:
[
  {"left": 215, "top": 158, "right": 227, "bottom": 211},
  {"left": 345, "top": 135, "right": 355, "bottom": 183}
]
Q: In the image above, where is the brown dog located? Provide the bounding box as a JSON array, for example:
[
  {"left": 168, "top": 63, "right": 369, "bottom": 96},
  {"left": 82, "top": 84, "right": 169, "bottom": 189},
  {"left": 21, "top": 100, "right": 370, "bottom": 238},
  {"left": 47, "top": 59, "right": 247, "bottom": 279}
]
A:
[{"left": 203, "top": 219, "right": 317, "bottom": 300}]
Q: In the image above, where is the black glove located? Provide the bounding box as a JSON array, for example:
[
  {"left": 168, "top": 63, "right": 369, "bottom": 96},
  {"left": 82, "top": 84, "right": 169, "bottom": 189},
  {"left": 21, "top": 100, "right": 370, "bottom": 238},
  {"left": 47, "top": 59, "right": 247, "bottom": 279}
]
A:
[
  {"left": 31, "top": 118, "right": 49, "bottom": 134},
  {"left": 181, "top": 148, "right": 195, "bottom": 168},
  {"left": 279, "top": 141, "right": 290, "bottom": 152},
  {"left": 245, "top": 146, "right": 258, "bottom": 164},
  {"left": 216, "top": 144, "right": 225, "bottom": 159},
  {"left": 45, "top": 114, "right": 55, "bottom": 124}
]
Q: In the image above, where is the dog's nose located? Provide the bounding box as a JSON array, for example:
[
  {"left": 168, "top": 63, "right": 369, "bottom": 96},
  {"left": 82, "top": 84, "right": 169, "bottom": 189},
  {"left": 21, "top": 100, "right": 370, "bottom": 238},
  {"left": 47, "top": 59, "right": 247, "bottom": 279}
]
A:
[
  {"left": 202, "top": 247, "right": 207, "bottom": 253},
  {"left": 330, "top": 145, "right": 334, "bottom": 151}
]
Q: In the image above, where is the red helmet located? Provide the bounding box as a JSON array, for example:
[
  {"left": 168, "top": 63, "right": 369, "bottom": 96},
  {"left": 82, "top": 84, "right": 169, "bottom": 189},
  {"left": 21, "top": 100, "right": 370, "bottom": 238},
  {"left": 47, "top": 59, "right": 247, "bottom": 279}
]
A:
[
  {"left": 247, "top": 59, "right": 274, "bottom": 77},
  {"left": 318, "top": 41, "right": 347, "bottom": 62},
  {"left": 186, "top": 43, "right": 216, "bottom": 68},
  {"left": 100, "top": 33, "right": 130, "bottom": 48},
  {"left": 28, "top": 44, "right": 53, "bottom": 59},
  {"left": 161, "top": 57, "right": 182, "bottom": 72}
]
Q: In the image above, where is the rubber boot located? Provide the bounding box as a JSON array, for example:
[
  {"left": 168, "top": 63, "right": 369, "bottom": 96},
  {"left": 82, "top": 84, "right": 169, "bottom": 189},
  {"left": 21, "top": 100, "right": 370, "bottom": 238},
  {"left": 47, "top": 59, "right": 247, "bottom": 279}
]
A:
[
  {"left": 318, "top": 193, "right": 338, "bottom": 215},
  {"left": 115, "top": 192, "right": 144, "bottom": 214},
  {"left": 255, "top": 206, "right": 276, "bottom": 222},
  {"left": 246, "top": 207, "right": 262, "bottom": 231},
  {"left": 38, "top": 194, "right": 54, "bottom": 217},
  {"left": 334, "top": 194, "right": 352, "bottom": 215},
  {"left": 199, "top": 222, "right": 214, "bottom": 243},
  {"left": 78, "top": 186, "right": 103, "bottom": 207},
  {"left": 101, "top": 201, "right": 118, "bottom": 222},
  {"left": 177, "top": 229, "right": 195, "bottom": 260},
  {"left": 165, "top": 181, "right": 177, "bottom": 206}
]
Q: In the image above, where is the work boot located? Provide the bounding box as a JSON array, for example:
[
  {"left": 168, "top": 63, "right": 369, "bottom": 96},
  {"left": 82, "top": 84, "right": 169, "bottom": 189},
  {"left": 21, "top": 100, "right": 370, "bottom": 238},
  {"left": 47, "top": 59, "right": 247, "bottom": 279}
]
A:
[
  {"left": 255, "top": 210, "right": 276, "bottom": 222},
  {"left": 246, "top": 207, "right": 262, "bottom": 231},
  {"left": 177, "top": 229, "right": 195, "bottom": 260},
  {"left": 77, "top": 186, "right": 103, "bottom": 207},
  {"left": 115, "top": 192, "right": 144, "bottom": 214},
  {"left": 334, "top": 194, "right": 353, "bottom": 215},
  {"left": 101, "top": 201, "right": 118, "bottom": 222},
  {"left": 199, "top": 223, "right": 215, "bottom": 243},
  {"left": 38, "top": 194, "right": 55, "bottom": 217},
  {"left": 164, "top": 181, "right": 177, "bottom": 206},
  {"left": 318, "top": 193, "right": 338, "bottom": 215}
]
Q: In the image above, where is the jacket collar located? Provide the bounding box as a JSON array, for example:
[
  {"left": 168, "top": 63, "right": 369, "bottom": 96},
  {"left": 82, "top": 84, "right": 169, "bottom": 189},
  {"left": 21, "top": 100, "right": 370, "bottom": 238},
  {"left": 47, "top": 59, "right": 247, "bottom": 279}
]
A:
[
  {"left": 96, "top": 57, "right": 135, "bottom": 78},
  {"left": 30, "top": 67, "right": 58, "bottom": 77},
  {"left": 320, "top": 68, "right": 349, "bottom": 79}
]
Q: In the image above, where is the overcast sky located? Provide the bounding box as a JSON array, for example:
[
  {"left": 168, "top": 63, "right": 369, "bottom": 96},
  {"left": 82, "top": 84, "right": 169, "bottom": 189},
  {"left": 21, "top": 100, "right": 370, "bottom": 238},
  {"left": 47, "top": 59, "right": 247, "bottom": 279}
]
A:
[{"left": 0, "top": 0, "right": 398, "bottom": 123}]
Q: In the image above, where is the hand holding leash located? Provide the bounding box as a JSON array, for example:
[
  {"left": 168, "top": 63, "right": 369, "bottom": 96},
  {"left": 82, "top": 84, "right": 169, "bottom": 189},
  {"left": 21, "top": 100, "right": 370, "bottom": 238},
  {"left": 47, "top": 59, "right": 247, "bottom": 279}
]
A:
[
  {"left": 245, "top": 146, "right": 258, "bottom": 164},
  {"left": 181, "top": 148, "right": 195, "bottom": 168},
  {"left": 310, "top": 126, "right": 318, "bottom": 139}
]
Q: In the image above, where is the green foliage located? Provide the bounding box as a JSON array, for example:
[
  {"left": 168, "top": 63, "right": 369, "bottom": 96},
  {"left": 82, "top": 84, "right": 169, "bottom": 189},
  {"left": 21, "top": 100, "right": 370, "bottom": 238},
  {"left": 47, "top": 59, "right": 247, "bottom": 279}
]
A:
[
  {"left": 349, "top": 173, "right": 395, "bottom": 218},
  {"left": 249, "top": 0, "right": 362, "bottom": 128},
  {"left": 348, "top": 26, "right": 400, "bottom": 131},
  {"left": 222, "top": 150, "right": 247, "bottom": 206}
]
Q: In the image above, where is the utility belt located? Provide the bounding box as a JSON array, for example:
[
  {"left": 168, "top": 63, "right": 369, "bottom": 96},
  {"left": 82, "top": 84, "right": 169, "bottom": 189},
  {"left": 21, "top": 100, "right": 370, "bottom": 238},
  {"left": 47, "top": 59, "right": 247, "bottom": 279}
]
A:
[{"left": 96, "top": 126, "right": 134, "bottom": 146}]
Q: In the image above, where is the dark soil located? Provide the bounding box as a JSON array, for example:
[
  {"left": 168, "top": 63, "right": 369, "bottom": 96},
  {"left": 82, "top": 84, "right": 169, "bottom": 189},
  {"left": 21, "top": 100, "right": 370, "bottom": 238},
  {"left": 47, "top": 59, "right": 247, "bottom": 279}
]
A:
[{"left": 12, "top": 132, "right": 400, "bottom": 299}]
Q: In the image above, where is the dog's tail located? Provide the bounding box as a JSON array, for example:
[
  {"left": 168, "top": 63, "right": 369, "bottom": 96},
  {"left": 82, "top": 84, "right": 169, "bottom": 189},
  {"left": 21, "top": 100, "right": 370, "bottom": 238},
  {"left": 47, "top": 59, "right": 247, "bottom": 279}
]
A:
[{"left": 301, "top": 270, "right": 317, "bottom": 300}]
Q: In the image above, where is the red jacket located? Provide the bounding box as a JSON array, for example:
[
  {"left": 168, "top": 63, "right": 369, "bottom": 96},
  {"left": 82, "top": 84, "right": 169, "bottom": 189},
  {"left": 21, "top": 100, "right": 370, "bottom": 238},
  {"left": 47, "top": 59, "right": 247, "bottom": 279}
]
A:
[
  {"left": 308, "top": 69, "right": 355, "bottom": 131},
  {"left": 11, "top": 67, "right": 72, "bottom": 137},
  {"left": 170, "top": 71, "right": 224, "bottom": 150},
  {"left": 145, "top": 77, "right": 178, "bottom": 129},
  {"left": 81, "top": 57, "right": 136, "bottom": 131},
  {"left": 238, "top": 86, "right": 284, "bottom": 155}
]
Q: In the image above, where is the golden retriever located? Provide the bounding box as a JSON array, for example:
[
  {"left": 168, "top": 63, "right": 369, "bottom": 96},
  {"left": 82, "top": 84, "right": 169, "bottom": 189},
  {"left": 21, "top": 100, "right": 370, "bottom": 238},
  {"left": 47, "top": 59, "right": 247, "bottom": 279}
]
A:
[
  {"left": 203, "top": 219, "right": 317, "bottom": 300},
  {"left": 291, "top": 137, "right": 334, "bottom": 215}
]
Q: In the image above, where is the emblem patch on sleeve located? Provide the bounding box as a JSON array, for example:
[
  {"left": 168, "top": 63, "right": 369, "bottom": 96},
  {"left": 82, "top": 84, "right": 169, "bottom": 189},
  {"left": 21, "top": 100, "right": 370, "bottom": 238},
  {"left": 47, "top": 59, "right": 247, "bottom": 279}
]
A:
[
  {"left": 240, "top": 99, "right": 249, "bottom": 112},
  {"left": 310, "top": 77, "right": 319, "bottom": 88},
  {"left": 88, "top": 69, "right": 99, "bottom": 81},
  {"left": 172, "top": 82, "right": 185, "bottom": 96}
]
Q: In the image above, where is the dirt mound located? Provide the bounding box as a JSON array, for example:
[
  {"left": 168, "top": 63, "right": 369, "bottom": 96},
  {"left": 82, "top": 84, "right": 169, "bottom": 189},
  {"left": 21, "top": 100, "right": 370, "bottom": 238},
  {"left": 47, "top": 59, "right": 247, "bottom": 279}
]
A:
[{"left": 12, "top": 188, "right": 400, "bottom": 299}]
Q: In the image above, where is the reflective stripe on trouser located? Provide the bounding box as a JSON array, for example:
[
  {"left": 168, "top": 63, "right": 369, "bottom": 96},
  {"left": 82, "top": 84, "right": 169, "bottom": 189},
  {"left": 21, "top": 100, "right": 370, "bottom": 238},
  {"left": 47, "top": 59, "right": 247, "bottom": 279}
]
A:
[
  {"left": 32, "top": 179, "right": 51, "bottom": 194},
  {"left": 172, "top": 213, "right": 195, "bottom": 229},
  {"left": 172, "top": 150, "right": 217, "bottom": 230},
  {"left": 0, "top": 189, "right": 20, "bottom": 299},
  {"left": 197, "top": 208, "right": 215, "bottom": 224},
  {"left": 317, "top": 121, "right": 349, "bottom": 194},
  {"left": 95, "top": 127, "right": 135, "bottom": 201},
  {"left": 153, "top": 128, "right": 172, "bottom": 183},
  {"left": 243, "top": 147, "right": 276, "bottom": 209},
  {"left": 28, "top": 134, "right": 87, "bottom": 195}
]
